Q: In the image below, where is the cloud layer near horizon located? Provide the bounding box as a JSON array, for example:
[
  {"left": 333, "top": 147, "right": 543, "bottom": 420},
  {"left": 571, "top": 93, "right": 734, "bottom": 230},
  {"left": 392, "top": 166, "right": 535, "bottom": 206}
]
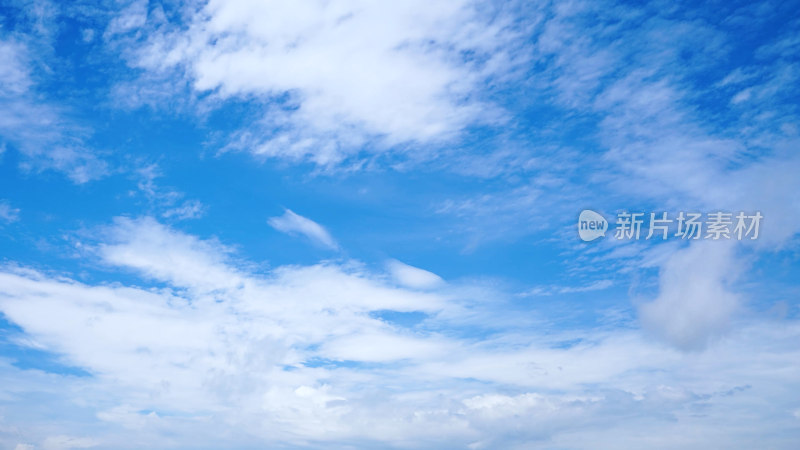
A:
[{"left": 1, "top": 217, "right": 799, "bottom": 448}]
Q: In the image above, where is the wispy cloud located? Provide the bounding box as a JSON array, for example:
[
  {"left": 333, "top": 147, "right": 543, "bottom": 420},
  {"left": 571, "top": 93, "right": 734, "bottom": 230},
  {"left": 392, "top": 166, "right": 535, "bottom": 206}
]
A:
[
  {"left": 113, "top": 0, "right": 520, "bottom": 166},
  {"left": 0, "top": 200, "right": 20, "bottom": 224},
  {"left": 268, "top": 209, "right": 338, "bottom": 250},
  {"left": 162, "top": 200, "right": 204, "bottom": 220},
  {"left": 430, "top": 0, "right": 800, "bottom": 351},
  {"left": 132, "top": 164, "right": 206, "bottom": 221},
  {"left": 0, "top": 36, "right": 106, "bottom": 183},
  {"left": 524, "top": 279, "right": 613, "bottom": 297}
]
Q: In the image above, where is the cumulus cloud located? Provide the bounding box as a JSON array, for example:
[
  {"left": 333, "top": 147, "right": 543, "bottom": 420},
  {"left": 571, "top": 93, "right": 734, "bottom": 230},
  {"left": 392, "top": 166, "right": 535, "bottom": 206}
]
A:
[
  {"left": 639, "top": 241, "right": 742, "bottom": 351},
  {"left": 268, "top": 209, "right": 338, "bottom": 249}
]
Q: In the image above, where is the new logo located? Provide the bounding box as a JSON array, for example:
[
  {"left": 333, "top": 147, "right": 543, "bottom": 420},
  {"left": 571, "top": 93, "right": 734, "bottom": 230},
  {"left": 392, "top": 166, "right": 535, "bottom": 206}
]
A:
[{"left": 578, "top": 210, "right": 608, "bottom": 242}]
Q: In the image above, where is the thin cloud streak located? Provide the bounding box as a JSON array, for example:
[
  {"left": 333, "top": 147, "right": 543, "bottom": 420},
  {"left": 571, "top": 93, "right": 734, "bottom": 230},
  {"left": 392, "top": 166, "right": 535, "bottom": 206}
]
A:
[{"left": 268, "top": 209, "right": 339, "bottom": 250}]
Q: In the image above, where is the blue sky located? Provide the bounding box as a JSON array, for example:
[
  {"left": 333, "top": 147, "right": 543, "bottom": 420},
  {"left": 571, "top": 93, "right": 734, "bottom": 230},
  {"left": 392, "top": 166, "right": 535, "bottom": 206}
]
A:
[{"left": 1, "top": 0, "right": 800, "bottom": 448}]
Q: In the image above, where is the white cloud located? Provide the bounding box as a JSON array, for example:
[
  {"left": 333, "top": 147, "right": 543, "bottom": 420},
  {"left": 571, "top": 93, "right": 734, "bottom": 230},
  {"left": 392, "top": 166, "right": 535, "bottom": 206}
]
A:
[
  {"left": 161, "top": 199, "right": 205, "bottom": 220},
  {"left": 104, "top": 0, "right": 147, "bottom": 38},
  {"left": 639, "top": 241, "right": 742, "bottom": 351},
  {"left": 524, "top": 279, "right": 613, "bottom": 297},
  {"left": 122, "top": 0, "right": 516, "bottom": 165},
  {"left": 515, "top": 0, "right": 800, "bottom": 352},
  {"left": 0, "top": 218, "right": 798, "bottom": 447},
  {"left": 133, "top": 164, "right": 205, "bottom": 220},
  {"left": 0, "top": 37, "right": 106, "bottom": 183},
  {"left": 268, "top": 209, "right": 338, "bottom": 249},
  {"left": 321, "top": 331, "right": 452, "bottom": 363},
  {"left": 387, "top": 259, "right": 444, "bottom": 289},
  {"left": 42, "top": 435, "right": 98, "bottom": 450},
  {"left": 0, "top": 39, "right": 32, "bottom": 95},
  {"left": 98, "top": 216, "right": 245, "bottom": 292},
  {"left": 0, "top": 200, "right": 20, "bottom": 223},
  {"left": 81, "top": 28, "right": 95, "bottom": 43}
]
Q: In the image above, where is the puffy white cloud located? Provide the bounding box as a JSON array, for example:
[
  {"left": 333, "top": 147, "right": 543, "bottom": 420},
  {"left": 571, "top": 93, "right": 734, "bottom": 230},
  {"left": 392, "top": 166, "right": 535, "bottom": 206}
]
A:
[{"left": 639, "top": 241, "right": 742, "bottom": 351}]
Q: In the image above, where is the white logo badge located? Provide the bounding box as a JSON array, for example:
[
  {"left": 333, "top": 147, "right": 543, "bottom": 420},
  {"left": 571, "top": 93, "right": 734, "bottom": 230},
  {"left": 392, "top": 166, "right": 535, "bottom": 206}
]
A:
[{"left": 578, "top": 210, "right": 607, "bottom": 242}]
